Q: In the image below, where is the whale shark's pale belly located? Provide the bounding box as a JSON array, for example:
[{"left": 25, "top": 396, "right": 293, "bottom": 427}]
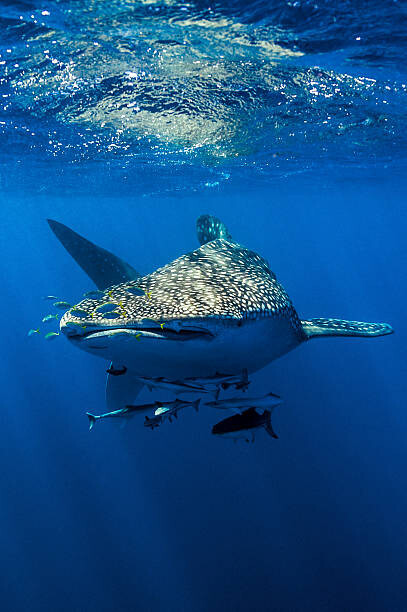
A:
[{"left": 75, "top": 317, "right": 302, "bottom": 378}]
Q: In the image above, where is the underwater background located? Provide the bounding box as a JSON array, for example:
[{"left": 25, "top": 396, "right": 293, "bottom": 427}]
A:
[{"left": 1, "top": 1, "right": 407, "bottom": 610}]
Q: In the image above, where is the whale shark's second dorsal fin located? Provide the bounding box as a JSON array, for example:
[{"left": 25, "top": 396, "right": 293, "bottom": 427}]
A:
[
  {"left": 196, "top": 214, "right": 233, "bottom": 246},
  {"left": 47, "top": 219, "right": 140, "bottom": 290}
]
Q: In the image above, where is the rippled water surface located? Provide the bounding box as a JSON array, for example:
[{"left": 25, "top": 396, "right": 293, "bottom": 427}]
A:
[{"left": 1, "top": 0, "right": 407, "bottom": 192}]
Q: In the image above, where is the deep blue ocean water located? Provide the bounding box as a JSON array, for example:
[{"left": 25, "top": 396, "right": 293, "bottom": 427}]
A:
[{"left": 1, "top": 2, "right": 407, "bottom": 611}]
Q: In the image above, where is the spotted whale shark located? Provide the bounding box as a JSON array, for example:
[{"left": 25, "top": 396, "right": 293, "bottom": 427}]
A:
[{"left": 48, "top": 215, "right": 393, "bottom": 406}]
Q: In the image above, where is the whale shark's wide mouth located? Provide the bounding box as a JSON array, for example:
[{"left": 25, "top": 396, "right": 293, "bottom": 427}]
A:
[{"left": 63, "top": 324, "right": 215, "bottom": 343}]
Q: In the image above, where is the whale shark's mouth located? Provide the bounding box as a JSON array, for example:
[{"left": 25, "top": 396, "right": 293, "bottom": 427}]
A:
[{"left": 64, "top": 324, "right": 215, "bottom": 343}]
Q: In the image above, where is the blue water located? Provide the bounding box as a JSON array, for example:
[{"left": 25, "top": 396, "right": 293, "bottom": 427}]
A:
[{"left": 1, "top": 2, "right": 407, "bottom": 611}]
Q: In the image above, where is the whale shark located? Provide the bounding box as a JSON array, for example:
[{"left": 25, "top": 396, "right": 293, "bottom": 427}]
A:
[{"left": 48, "top": 215, "right": 393, "bottom": 408}]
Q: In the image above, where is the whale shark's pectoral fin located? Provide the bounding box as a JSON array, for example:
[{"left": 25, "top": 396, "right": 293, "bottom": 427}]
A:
[
  {"left": 47, "top": 219, "right": 140, "bottom": 289},
  {"left": 196, "top": 214, "right": 233, "bottom": 245},
  {"left": 301, "top": 318, "right": 394, "bottom": 339},
  {"left": 106, "top": 363, "right": 143, "bottom": 412}
]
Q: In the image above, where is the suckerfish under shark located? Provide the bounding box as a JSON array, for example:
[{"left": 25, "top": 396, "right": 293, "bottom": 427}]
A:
[
  {"left": 135, "top": 375, "right": 212, "bottom": 395},
  {"left": 205, "top": 391, "right": 282, "bottom": 413},
  {"left": 86, "top": 398, "right": 199, "bottom": 430},
  {"left": 47, "top": 214, "right": 393, "bottom": 409}
]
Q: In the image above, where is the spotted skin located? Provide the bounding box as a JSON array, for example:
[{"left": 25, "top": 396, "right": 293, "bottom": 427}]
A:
[
  {"left": 301, "top": 318, "right": 392, "bottom": 338},
  {"left": 62, "top": 239, "right": 305, "bottom": 337},
  {"left": 196, "top": 214, "right": 233, "bottom": 245}
]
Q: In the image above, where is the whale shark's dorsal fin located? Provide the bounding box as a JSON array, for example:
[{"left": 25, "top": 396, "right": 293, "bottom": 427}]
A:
[
  {"left": 47, "top": 219, "right": 140, "bottom": 290},
  {"left": 302, "top": 318, "right": 393, "bottom": 339},
  {"left": 196, "top": 214, "right": 233, "bottom": 246}
]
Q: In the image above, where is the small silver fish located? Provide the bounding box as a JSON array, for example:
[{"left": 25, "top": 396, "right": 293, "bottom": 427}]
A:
[
  {"left": 45, "top": 332, "right": 60, "bottom": 341},
  {"left": 27, "top": 328, "right": 40, "bottom": 337},
  {"left": 65, "top": 321, "right": 87, "bottom": 330},
  {"left": 42, "top": 295, "right": 58, "bottom": 301},
  {"left": 53, "top": 301, "right": 72, "bottom": 310},
  {"left": 42, "top": 314, "right": 59, "bottom": 323}
]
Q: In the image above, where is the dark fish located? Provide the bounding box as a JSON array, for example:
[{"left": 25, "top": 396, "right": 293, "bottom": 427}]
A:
[
  {"left": 106, "top": 365, "right": 127, "bottom": 376},
  {"left": 212, "top": 408, "right": 278, "bottom": 441}
]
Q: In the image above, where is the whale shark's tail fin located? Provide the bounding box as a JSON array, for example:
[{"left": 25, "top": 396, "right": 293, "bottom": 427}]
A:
[
  {"left": 301, "top": 318, "right": 393, "bottom": 339},
  {"left": 196, "top": 215, "right": 233, "bottom": 245},
  {"left": 47, "top": 219, "right": 140, "bottom": 290}
]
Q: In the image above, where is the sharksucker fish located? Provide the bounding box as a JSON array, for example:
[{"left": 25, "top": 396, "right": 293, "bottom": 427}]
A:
[
  {"left": 205, "top": 392, "right": 282, "bottom": 413},
  {"left": 48, "top": 215, "right": 393, "bottom": 388}
]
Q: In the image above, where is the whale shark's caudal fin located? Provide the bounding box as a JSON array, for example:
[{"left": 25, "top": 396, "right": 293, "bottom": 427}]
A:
[
  {"left": 47, "top": 219, "right": 140, "bottom": 290},
  {"left": 301, "top": 318, "right": 393, "bottom": 339},
  {"left": 196, "top": 214, "right": 233, "bottom": 245}
]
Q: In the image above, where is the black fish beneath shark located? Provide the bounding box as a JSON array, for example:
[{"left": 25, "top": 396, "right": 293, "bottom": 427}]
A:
[{"left": 212, "top": 408, "right": 278, "bottom": 441}]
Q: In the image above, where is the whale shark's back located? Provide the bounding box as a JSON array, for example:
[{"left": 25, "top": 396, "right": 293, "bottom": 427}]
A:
[{"left": 111, "top": 239, "right": 304, "bottom": 334}]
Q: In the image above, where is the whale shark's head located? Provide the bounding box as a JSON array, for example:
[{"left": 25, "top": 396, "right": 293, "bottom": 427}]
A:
[{"left": 60, "top": 239, "right": 304, "bottom": 378}]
